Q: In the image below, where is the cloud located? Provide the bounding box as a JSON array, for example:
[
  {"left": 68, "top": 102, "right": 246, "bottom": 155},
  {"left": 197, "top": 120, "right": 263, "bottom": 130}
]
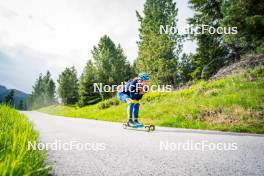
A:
[
  {"left": 0, "top": 0, "right": 196, "bottom": 93},
  {"left": 0, "top": 5, "right": 18, "bottom": 19},
  {"left": 0, "top": 44, "right": 51, "bottom": 93},
  {"left": 0, "top": 42, "right": 88, "bottom": 93}
]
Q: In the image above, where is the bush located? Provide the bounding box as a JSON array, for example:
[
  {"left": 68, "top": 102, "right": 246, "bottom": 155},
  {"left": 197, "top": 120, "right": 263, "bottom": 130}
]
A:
[
  {"left": 142, "top": 92, "right": 166, "bottom": 102},
  {"left": 97, "top": 98, "right": 120, "bottom": 110}
]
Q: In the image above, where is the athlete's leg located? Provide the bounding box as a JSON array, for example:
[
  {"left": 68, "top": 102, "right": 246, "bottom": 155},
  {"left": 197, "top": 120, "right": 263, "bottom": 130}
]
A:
[
  {"left": 127, "top": 103, "right": 134, "bottom": 119},
  {"left": 117, "top": 92, "right": 134, "bottom": 125},
  {"left": 133, "top": 103, "right": 140, "bottom": 119},
  {"left": 133, "top": 103, "right": 143, "bottom": 126}
]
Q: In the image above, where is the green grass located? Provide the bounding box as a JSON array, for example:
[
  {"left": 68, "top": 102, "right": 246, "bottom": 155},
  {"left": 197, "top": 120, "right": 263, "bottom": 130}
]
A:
[
  {"left": 0, "top": 105, "right": 49, "bottom": 175},
  {"left": 39, "top": 68, "right": 264, "bottom": 133}
]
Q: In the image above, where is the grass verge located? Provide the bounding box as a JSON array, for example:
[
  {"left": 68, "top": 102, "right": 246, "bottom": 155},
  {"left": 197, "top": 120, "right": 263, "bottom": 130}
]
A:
[
  {"left": 39, "top": 68, "right": 264, "bottom": 133},
  {"left": 0, "top": 105, "right": 49, "bottom": 175}
]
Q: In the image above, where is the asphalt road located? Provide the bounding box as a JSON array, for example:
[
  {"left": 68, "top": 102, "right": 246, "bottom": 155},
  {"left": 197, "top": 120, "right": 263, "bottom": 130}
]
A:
[{"left": 23, "top": 111, "right": 264, "bottom": 176}]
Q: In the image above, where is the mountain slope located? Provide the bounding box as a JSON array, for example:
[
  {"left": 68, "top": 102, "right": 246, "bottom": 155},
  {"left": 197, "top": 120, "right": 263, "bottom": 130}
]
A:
[
  {"left": 0, "top": 85, "right": 30, "bottom": 108},
  {"left": 0, "top": 85, "right": 7, "bottom": 93}
]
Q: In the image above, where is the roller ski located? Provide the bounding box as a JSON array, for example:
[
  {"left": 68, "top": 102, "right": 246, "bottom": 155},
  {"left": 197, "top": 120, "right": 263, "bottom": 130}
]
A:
[{"left": 123, "top": 120, "right": 155, "bottom": 132}]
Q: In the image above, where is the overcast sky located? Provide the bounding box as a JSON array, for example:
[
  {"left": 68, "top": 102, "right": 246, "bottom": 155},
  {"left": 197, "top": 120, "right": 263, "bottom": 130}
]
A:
[{"left": 0, "top": 0, "right": 196, "bottom": 93}]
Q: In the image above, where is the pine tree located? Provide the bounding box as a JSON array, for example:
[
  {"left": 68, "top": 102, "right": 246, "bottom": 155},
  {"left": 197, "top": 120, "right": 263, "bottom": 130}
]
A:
[
  {"left": 136, "top": 0, "right": 182, "bottom": 85},
  {"left": 178, "top": 53, "right": 194, "bottom": 83},
  {"left": 116, "top": 44, "right": 133, "bottom": 82},
  {"left": 4, "top": 89, "right": 15, "bottom": 107},
  {"left": 47, "top": 79, "right": 55, "bottom": 103},
  {"left": 78, "top": 60, "right": 101, "bottom": 107},
  {"left": 188, "top": 0, "right": 228, "bottom": 79},
  {"left": 30, "top": 71, "right": 56, "bottom": 108},
  {"left": 91, "top": 35, "right": 132, "bottom": 99},
  {"left": 221, "top": 0, "right": 264, "bottom": 55},
  {"left": 57, "top": 66, "right": 79, "bottom": 104},
  {"left": 18, "top": 100, "right": 24, "bottom": 110},
  {"left": 43, "top": 71, "right": 55, "bottom": 104}
]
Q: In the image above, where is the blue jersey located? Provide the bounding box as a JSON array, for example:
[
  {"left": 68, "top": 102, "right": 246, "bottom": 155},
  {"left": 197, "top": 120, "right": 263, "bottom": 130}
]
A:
[{"left": 121, "top": 79, "right": 143, "bottom": 100}]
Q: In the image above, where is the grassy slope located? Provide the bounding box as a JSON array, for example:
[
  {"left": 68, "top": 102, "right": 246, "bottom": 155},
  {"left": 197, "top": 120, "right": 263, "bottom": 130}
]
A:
[
  {"left": 0, "top": 105, "right": 49, "bottom": 175},
  {"left": 39, "top": 68, "right": 264, "bottom": 133}
]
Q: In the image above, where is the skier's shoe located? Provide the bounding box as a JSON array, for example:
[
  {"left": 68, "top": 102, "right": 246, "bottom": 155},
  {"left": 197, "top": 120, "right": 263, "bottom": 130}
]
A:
[
  {"left": 127, "top": 119, "right": 134, "bottom": 127},
  {"left": 134, "top": 119, "right": 144, "bottom": 127}
]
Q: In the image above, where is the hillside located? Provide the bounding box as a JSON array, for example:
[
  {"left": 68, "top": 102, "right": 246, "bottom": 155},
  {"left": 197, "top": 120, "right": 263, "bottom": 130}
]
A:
[
  {"left": 38, "top": 66, "right": 264, "bottom": 133},
  {"left": 0, "top": 85, "right": 7, "bottom": 93},
  {"left": 0, "top": 85, "right": 30, "bottom": 108},
  {"left": 211, "top": 54, "right": 264, "bottom": 80}
]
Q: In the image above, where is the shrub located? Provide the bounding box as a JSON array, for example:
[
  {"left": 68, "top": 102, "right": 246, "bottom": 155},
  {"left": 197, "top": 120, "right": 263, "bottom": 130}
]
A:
[
  {"left": 142, "top": 92, "right": 167, "bottom": 102},
  {"left": 97, "top": 98, "right": 120, "bottom": 110}
]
